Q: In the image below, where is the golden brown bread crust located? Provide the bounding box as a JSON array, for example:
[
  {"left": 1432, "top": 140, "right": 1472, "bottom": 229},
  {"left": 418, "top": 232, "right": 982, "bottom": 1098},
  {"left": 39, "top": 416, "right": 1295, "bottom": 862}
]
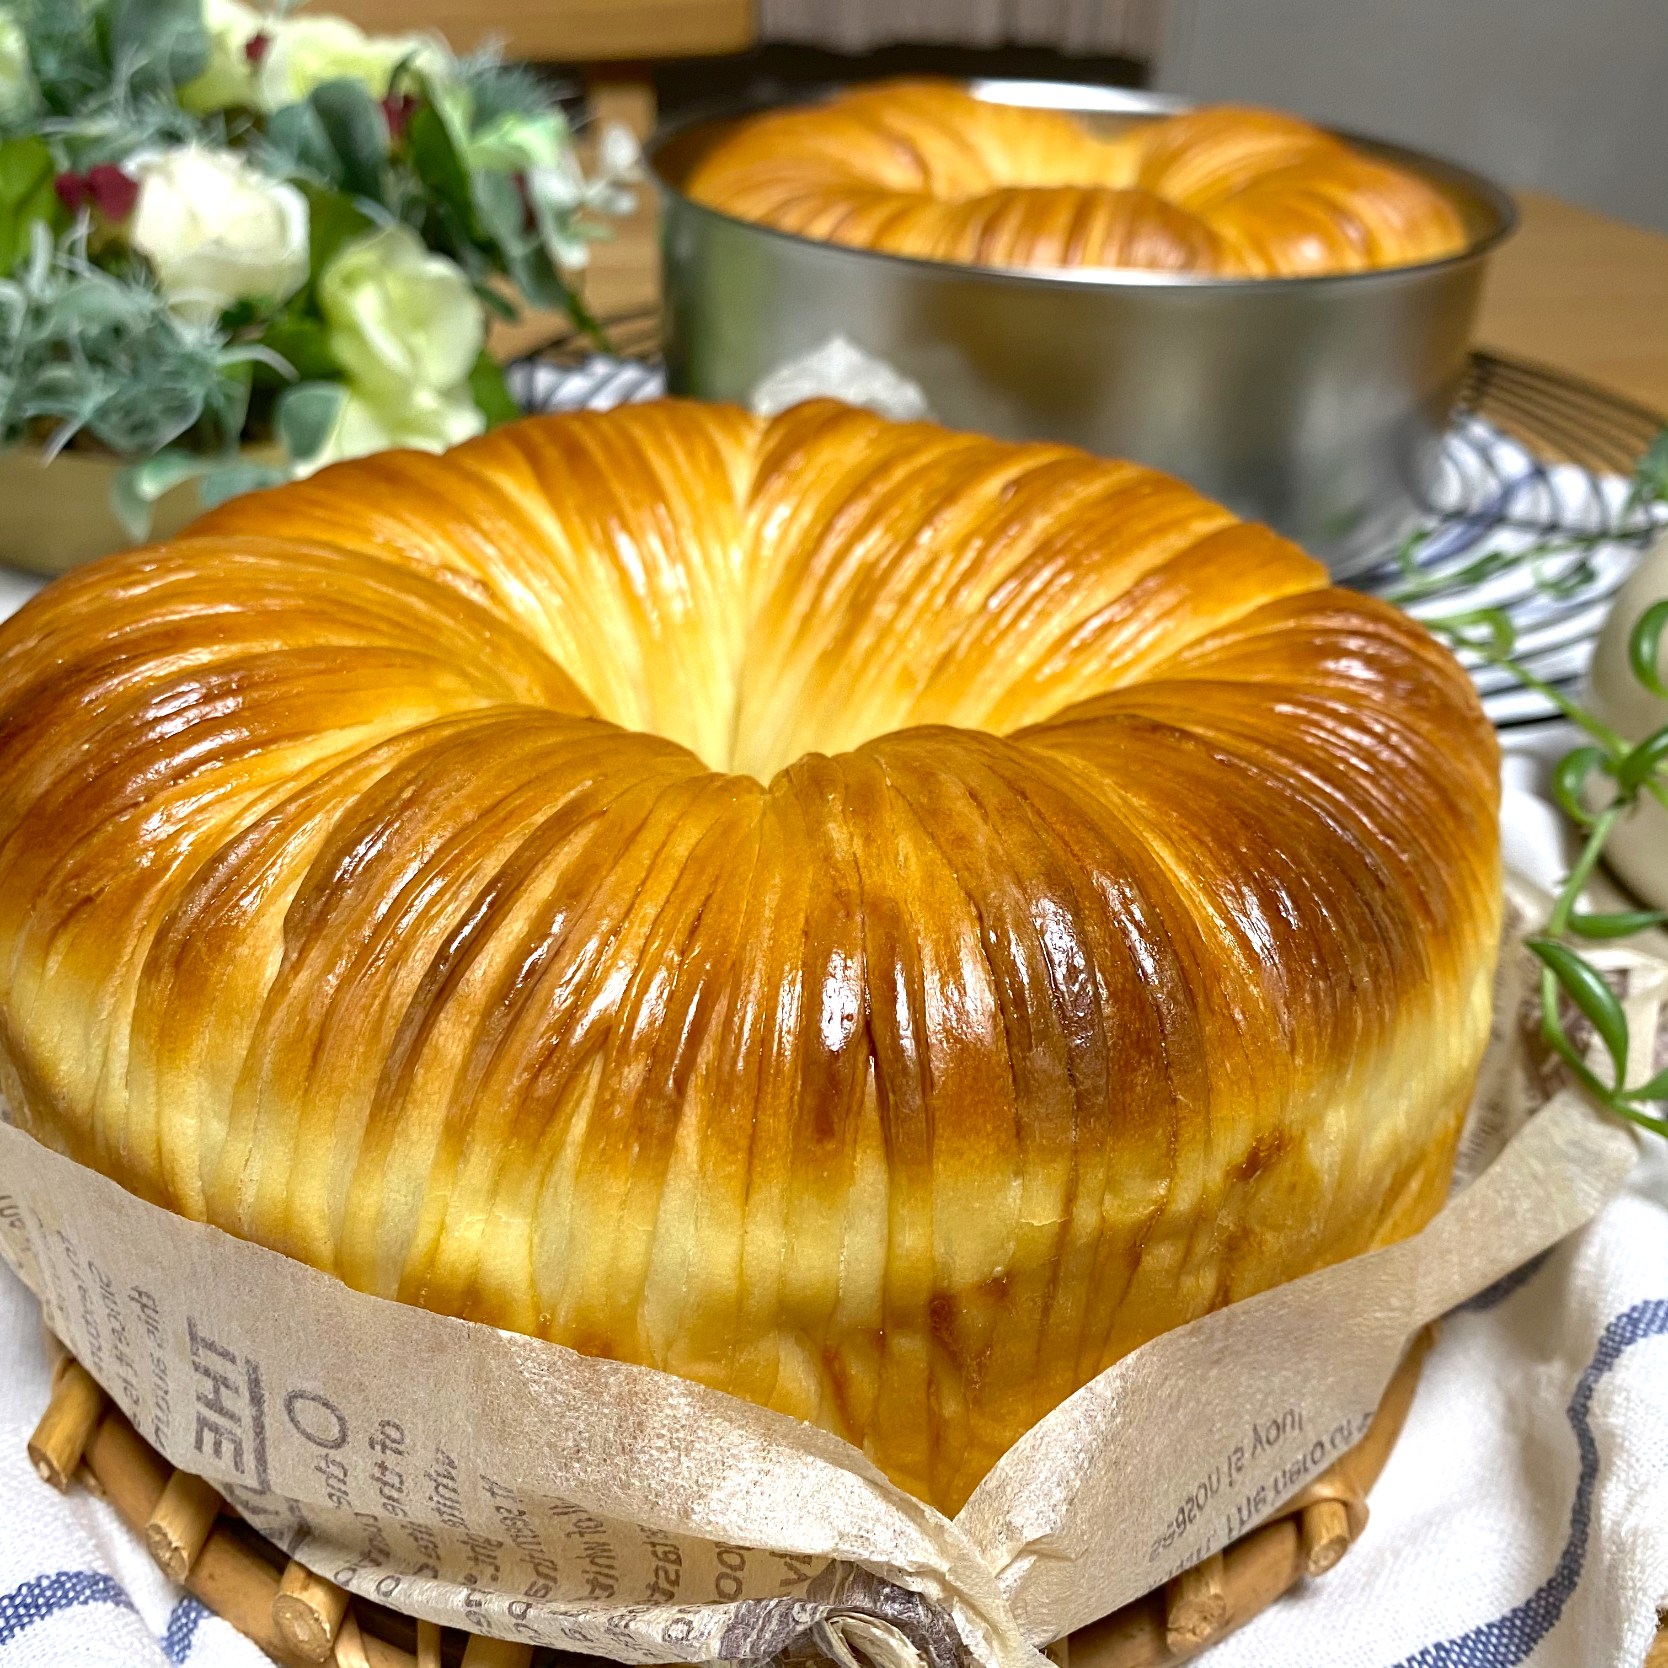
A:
[
  {"left": 684, "top": 84, "right": 1469, "bottom": 276},
  {"left": 0, "top": 400, "right": 1500, "bottom": 1512}
]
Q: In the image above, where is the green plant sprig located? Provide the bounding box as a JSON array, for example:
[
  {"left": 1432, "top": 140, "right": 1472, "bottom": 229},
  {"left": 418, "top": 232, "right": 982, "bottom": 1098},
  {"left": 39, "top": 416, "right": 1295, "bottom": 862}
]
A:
[{"left": 1413, "top": 445, "right": 1668, "bottom": 1135}]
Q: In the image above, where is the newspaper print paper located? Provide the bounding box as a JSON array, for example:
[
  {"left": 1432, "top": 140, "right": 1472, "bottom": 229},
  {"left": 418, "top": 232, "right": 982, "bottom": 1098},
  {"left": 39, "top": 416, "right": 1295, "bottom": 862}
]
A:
[{"left": 1, "top": 878, "right": 1660, "bottom": 1668}]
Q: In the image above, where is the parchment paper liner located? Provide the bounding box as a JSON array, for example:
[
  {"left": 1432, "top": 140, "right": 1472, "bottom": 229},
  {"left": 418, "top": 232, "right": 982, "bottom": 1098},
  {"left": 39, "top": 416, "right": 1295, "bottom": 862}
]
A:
[{"left": 2, "top": 876, "right": 1661, "bottom": 1668}]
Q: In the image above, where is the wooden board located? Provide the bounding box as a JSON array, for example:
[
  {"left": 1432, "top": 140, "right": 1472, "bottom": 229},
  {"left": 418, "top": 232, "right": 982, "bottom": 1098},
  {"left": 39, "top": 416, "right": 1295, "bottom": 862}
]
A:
[
  {"left": 333, "top": 0, "right": 754, "bottom": 62},
  {"left": 1477, "top": 189, "right": 1668, "bottom": 416}
]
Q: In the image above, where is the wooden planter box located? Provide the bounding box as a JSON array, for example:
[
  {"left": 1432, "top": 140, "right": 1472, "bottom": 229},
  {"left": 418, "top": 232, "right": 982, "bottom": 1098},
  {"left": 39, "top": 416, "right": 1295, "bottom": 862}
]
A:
[{"left": 0, "top": 446, "right": 275, "bottom": 579}]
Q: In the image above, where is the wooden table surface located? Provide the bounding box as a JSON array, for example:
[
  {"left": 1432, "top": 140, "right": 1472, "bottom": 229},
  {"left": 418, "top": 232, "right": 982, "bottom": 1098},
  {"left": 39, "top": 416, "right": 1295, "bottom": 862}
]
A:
[
  {"left": 501, "top": 181, "right": 1668, "bottom": 423},
  {"left": 1476, "top": 189, "right": 1668, "bottom": 416}
]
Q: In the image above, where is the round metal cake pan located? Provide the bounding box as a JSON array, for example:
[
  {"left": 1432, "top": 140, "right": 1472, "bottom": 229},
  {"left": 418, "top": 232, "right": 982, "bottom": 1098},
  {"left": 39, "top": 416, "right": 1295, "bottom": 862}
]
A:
[{"left": 650, "top": 83, "right": 1517, "bottom": 576}]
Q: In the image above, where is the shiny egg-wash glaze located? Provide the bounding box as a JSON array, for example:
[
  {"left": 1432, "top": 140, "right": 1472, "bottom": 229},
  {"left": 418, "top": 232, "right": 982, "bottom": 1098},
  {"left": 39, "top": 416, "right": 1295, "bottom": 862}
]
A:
[
  {"left": 685, "top": 86, "right": 1467, "bottom": 276},
  {"left": 0, "top": 401, "right": 1500, "bottom": 1513}
]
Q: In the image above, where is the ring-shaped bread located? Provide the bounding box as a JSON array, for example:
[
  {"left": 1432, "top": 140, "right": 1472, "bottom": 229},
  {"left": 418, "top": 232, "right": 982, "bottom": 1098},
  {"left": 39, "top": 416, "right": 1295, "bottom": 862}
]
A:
[
  {"left": 684, "top": 84, "right": 1469, "bottom": 277},
  {"left": 0, "top": 400, "right": 1500, "bottom": 1511}
]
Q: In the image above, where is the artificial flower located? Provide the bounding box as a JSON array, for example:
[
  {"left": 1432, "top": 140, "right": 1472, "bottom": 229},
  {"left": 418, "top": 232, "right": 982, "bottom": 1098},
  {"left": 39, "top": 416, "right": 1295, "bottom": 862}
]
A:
[
  {"left": 381, "top": 90, "right": 419, "bottom": 142},
  {"left": 524, "top": 119, "right": 640, "bottom": 269},
  {"left": 0, "top": 9, "right": 37, "bottom": 122},
  {"left": 178, "top": 0, "right": 264, "bottom": 114},
  {"left": 462, "top": 108, "right": 569, "bottom": 174},
  {"left": 54, "top": 165, "right": 139, "bottom": 221},
  {"left": 312, "top": 221, "right": 483, "bottom": 466},
  {"left": 127, "top": 145, "right": 309, "bottom": 325},
  {"left": 256, "top": 15, "right": 448, "bottom": 111}
]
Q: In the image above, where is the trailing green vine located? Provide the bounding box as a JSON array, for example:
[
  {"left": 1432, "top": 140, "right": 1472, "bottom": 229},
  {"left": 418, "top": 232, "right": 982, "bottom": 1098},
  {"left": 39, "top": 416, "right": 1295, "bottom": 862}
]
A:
[{"left": 1391, "top": 433, "right": 1668, "bottom": 1135}]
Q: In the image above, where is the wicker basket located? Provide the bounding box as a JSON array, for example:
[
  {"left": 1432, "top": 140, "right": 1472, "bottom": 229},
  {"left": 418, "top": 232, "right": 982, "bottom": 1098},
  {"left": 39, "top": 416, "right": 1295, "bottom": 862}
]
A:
[{"left": 28, "top": 1325, "right": 1436, "bottom": 1668}]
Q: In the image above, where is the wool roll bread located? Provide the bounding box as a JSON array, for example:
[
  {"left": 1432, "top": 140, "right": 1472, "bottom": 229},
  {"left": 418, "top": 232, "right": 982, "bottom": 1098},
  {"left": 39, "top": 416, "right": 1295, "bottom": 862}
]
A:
[
  {"left": 0, "top": 400, "right": 1500, "bottom": 1513},
  {"left": 684, "top": 83, "right": 1469, "bottom": 277}
]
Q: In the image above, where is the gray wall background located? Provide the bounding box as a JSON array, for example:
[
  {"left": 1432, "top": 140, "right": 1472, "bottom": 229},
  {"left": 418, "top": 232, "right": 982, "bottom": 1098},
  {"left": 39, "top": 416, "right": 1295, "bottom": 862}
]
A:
[{"left": 1153, "top": 0, "right": 1668, "bottom": 232}]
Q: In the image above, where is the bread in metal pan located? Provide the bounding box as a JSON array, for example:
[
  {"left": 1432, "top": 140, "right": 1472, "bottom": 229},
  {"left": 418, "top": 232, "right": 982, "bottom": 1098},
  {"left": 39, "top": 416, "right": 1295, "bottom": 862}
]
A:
[{"left": 685, "top": 83, "right": 1469, "bottom": 277}]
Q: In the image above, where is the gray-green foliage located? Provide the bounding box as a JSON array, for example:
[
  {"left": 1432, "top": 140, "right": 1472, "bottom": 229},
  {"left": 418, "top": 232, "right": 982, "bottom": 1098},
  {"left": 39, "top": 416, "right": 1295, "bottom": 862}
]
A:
[
  {"left": 30, "top": 86, "right": 208, "bottom": 170},
  {"left": 453, "top": 52, "right": 567, "bottom": 132},
  {"left": 2, "top": 0, "right": 213, "bottom": 168},
  {"left": 7, "top": 0, "right": 206, "bottom": 117},
  {"left": 4, "top": 0, "right": 106, "bottom": 119},
  {"left": 110, "top": 380, "right": 344, "bottom": 540},
  {"left": 0, "top": 222, "right": 263, "bottom": 457}
]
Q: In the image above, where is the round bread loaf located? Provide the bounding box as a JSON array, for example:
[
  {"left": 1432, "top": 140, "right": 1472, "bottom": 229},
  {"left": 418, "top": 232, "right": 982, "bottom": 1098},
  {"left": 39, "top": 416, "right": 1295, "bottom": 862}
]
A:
[
  {"left": 684, "top": 83, "right": 1469, "bottom": 277},
  {"left": 0, "top": 400, "right": 1499, "bottom": 1512}
]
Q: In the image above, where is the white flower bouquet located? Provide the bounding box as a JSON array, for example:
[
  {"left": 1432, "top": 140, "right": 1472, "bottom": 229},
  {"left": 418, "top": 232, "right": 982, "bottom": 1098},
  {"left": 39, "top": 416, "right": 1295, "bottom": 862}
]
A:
[{"left": 0, "top": 0, "right": 638, "bottom": 557}]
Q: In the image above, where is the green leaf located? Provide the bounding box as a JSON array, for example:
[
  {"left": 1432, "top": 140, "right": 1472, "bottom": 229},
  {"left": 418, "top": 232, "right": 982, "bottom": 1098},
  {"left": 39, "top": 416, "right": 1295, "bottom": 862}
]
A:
[
  {"left": 274, "top": 381, "right": 346, "bottom": 465},
  {"left": 473, "top": 281, "right": 519, "bottom": 322},
  {"left": 406, "top": 102, "right": 474, "bottom": 225},
  {"left": 256, "top": 313, "right": 339, "bottom": 383},
  {"left": 0, "top": 139, "right": 55, "bottom": 210},
  {"left": 303, "top": 186, "right": 374, "bottom": 286},
  {"left": 414, "top": 192, "right": 480, "bottom": 273},
  {"left": 203, "top": 360, "right": 254, "bottom": 451},
  {"left": 1385, "top": 547, "right": 1519, "bottom": 606},
  {"left": 1623, "top": 1062, "right": 1668, "bottom": 1104},
  {"left": 1551, "top": 745, "right": 1610, "bottom": 829},
  {"left": 503, "top": 240, "right": 605, "bottom": 344},
  {"left": 109, "top": 450, "right": 214, "bottom": 542},
  {"left": 1617, "top": 724, "right": 1668, "bottom": 795},
  {"left": 309, "top": 79, "right": 390, "bottom": 203},
  {"left": 561, "top": 280, "right": 611, "bottom": 352},
  {"left": 1632, "top": 426, "right": 1668, "bottom": 507},
  {"left": 1535, "top": 991, "right": 1614, "bottom": 1105},
  {"left": 468, "top": 352, "right": 519, "bottom": 428},
  {"left": 1533, "top": 548, "right": 1599, "bottom": 601},
  {"left": 1629, "top": 598, "right": 1668, "bottom": 702},
  {"left": 0, "top": 138, "right": 62, "bottom": 277},
  {"left": 198, "top": 460, "right": 290, "bottom": 511},
  {"left": 1610, "top": 1102, "right": 1668, "bottom": 1137},
  {"left": 505, "top": 242, "right": 571, "bottom": 312},
  {"left": 470, "top": 168, "right": 526, "bottom": 257},
  {"left": 1528, "top": 936, "right": 1630, "bottom": 1088},
  {"left": 266, "top": 102, "right": 344, "bottom": 188},
  {"left": 1429, "top": 606, "right": 1516, "bottom": 659},
  {"left": 109, "top": 0, "right": 209, "bottom": 95},
  {"left": 1568, "top": 908, "right": 1668, "bottom": 939}
]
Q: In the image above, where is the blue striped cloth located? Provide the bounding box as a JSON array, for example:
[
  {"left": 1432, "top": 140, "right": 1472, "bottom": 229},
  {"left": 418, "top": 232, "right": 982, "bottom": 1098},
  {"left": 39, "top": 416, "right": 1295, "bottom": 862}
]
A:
[
  {"left": 0, "top": 1267, "right": 276, "bottom": 1667},
  {"left": 1199, "top": 1142, "right": 1668, "bottom": 1668}
]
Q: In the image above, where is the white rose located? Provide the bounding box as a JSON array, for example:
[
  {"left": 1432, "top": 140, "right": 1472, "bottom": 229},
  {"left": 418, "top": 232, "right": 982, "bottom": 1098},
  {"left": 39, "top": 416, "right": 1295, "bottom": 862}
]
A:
[
  {"left": 306, "top": 383, "right": 483, "bottom": 474},
  {"left": 309, "top": 222, "right": 484, "bottom": 468},
  {"left": 178, "top": 0, "right": 263, "bottom": 114},
  {"left": 128, "top": 146, "right": 309, "bottom": 325},
  {"left": 257, "top": 15, "right": 448, "bottom": 110},
  {"left": 0, "top": 10, "right": 37, "bottom": 122}
]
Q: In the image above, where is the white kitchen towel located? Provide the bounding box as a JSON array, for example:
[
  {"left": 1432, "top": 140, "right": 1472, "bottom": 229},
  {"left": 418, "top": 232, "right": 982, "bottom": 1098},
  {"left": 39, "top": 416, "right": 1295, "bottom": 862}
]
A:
[
  {"left": 1198, "top": 1136, "right": 1668, "bottom": 1668},
  {"left": 0, "top": 776, "right": 1663, "bottom": 1667}
]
